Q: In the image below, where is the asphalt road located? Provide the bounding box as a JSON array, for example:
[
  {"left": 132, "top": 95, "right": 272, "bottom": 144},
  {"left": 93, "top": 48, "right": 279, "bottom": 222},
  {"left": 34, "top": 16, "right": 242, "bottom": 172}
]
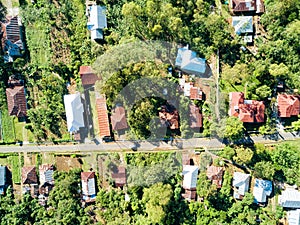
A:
[{"left": 0, "top": 130, "right": 298, "bottom": 153}]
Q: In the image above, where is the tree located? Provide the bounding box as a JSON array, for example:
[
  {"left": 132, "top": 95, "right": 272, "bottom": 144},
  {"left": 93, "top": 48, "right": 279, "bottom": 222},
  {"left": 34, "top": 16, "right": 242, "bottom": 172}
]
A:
[
  {"left": 223, "top": 117, "right": 245, "bottom": 142},
  {"left": 233, "top": 146, "right": 254, "bottom": 165},
  {"left": 142, "top": 182, "right": 173, "bottom": 224},
  {"left": 254, "top": 161, "right": 276, "bottom": 180},
  {"left": 255, "top": 85, "right": 272, "bottom": 99}
]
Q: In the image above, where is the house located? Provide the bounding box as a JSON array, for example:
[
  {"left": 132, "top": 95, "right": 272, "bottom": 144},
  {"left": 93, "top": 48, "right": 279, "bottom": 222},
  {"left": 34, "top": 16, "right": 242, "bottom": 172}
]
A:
[
  {"left": 189, "top": 104, "right": 202, "bottom": 130},
  {"left": 277, "top": 94, "right": 300, "bottom": 118},
  {"left": 87, "top": 5, "right": 107, "bottom": 40},
  {"left": 287, "top": 209, "right": 300, "bottom": 225},
  {"left": 159, "top": 105, "right": 179, "bottom": 130},
  {"left": 206, "top": 166, "right": 224, "bottom": 189},
  {"left": 232, "top": 172, "right": 250, "bottom": 199},
  {"left": 37, "top": 161, "right": 54, "bottom": 205},
  {"left": 232, "top": 16, "right": 253, "bottom": 43},
  {"left": 111, "top": 166, "right": 126, "bottom": 188},
  {"left": 253, "top": 179, "right": 272, "bottom": 204},
  {"left": 81, "top": 171, "right": 96, "bottom": 202},
  {"left": 79, "top": 66, "right": 100, "bottom": 87},
  {"left": 182, "top": 165, "right": 198, "bottom": 201},
  {"left": 111, "top": 106, "right": 128, "bottom": 131},
  {"left": 96, "top": 94, "right": 111, "bottom": 137},
  {"left": 229, "top": 92, "right": 265, "bottom": 123},
  {"left": 279, "top": 189, "right": 300, "bottom": 208},
  {"left": 229, "top": 0, "right": 265, "bottom": 14},
  {"left": 3, "top": 16, "right": 23, "bottom": 62},
  {"left": 179, "top": 79, "right": 203, "bottom": 100},
  {"left": 64, "top": 93, "right": 85, "bottom": 133},
  {"left": 6, "top": 85, "right": 27, "bottom": 117},
  {"left": 39, "top": 164, "right": 54, "bottom": 197},
  {"left": 190, "top": 86, "right": 203, "bottom": 100},
  {"left": 22, "top": 166, "right": 39, "bottom": 198},
  {"left": 175, "top": 46, "right": 207, "bottom": 76},
  {"left": 0, "top": 166, "right": 6, "bottom": 195}
]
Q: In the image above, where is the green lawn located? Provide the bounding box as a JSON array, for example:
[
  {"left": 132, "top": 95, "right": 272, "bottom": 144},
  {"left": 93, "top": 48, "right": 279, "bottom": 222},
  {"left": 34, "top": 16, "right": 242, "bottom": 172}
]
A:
[
  {"left": 8, "top": 155, "right": 22, "bottom": 184},
  {"left": 89, "top": 91, "right": 99, "bottom": 136},
  {"left": 26, "top": 22, "right": 52, "bottom": 67},
  {"left": 1, "top": 110, "right": 16, "bottom": 143}
]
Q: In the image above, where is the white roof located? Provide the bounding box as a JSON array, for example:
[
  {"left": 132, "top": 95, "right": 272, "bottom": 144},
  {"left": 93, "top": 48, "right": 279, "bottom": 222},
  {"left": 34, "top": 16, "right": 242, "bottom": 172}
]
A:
[
  {"left": 175, "top": 46, "right": 206, "bottom": 75},
  {"left": 182, "top": 165, "right": 199, "bottom": 189},
  {"left": 184, "top": 82, "right": 191, "bottom": 97},
  {"left": 253, "top": 179, "right": 272, "bottom": 203},
  {"left": 81, "top": 177, "right": 96, "bottom": 196},
  {"left": 232, "top": 16, "right": 253, "bottom": 34},
  {"left": 288, "top": 209, "right": 300, "bottom": 225},
  {"left": 64, "top": 93, "right": 85, "bottom": 132},
  {"left": 279, "top": 189, "right": 300, "bottom": 208},
  {"left": 233, "top": 172, "right": 250, "bottom": 198},
  {"left": 88, "top": 5, "right": 107, "bottom": 30}
]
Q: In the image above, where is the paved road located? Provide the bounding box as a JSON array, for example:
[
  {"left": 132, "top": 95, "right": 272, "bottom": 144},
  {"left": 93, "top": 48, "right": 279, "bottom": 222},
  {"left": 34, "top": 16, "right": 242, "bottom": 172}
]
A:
[{"left": 0, "top": 130, "right": 298, "bottom": 153}]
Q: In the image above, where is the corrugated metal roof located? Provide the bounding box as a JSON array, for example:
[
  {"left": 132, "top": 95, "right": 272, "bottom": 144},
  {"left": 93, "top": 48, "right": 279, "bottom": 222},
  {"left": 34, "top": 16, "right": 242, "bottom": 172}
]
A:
[
  {"left": 176, "top": 47, "right": 206, "bottom": 75},
  {"left": 233, "top": 172, "right": 250, "bottom": 198},
  {"left": 96, "top": 94, "right": 111, "bottom": 137},
  {"left": 64, "top": 93, "right": 85, "bottom": 132},
  {"left": 279, "top": 189, "right": 300, "bottom": 208},
  {"left": 288, "top": 209, "right": 300, "bottom": 225},
  {"left": 232, "top": 16, "right": 253, "bottom": 34},
  {"left": 0, "top": 166, "right": 6, "bottom": 186},
  {"left": 182, "top": 165, "right": 198, "bottom": 189}
]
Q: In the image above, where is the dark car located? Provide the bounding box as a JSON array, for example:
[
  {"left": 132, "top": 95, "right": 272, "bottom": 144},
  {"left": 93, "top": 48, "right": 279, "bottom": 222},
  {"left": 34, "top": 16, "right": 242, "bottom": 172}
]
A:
[{"left": 102, "top": 136, "right": 114, "bottom": 143}]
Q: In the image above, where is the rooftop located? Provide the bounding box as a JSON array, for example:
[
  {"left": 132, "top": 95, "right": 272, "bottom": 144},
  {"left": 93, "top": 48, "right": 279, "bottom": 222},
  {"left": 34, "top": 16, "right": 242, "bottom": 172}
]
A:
[
  {"left": 96, "top": 94, "right": 111, "bottom": 137},
  {"left": 253, "top": 179, "right": 272, "bottom": 203},
  {"left": 229, "top": 92, "right": 265, "bottom": 123},
  {"left": 79, "top": 66, "right": 100, "bottom": 86},
  {"left": 111, "top": 106, "right": 128, "bottom": 131},
  {"left": 182, "top": 165, "right": 199, "bottom": 190},
  {"left": 64, "top": 93, "right": 85, "bottom": 132},
  {"left": 277, "top": 94, "right": 300, "bottom": 118},
  {"left": 6, "top": 85, "right": 27, "bottom": 117},
  {"left": 233, "top": 172, "right": 250, "bottom": 199}
]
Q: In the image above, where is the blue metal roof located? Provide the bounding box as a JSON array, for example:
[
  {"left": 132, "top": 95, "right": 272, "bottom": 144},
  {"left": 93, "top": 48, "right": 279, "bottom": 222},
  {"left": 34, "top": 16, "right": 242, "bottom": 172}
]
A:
[{"left": 0, "top": 166, "right": 6, "bottom": 186}]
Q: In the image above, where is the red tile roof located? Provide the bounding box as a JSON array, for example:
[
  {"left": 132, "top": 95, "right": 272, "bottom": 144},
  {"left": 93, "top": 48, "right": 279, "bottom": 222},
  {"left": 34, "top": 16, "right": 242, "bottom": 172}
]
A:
[
  {"left": 190, "top": 86, "right": 203, "bottom": 100},
  {"left": 229, "top": 92, "right": 265, "bottom": 123},
  {"left": 159, "top": 105, "right": 179, "bottom": 129},
  {"left": 81, "top": 171, "right": 95, "bottom": 181},
  {"left": 6, "top": 86, "right": 27, "bottom": 117},
  {"left": 189, "top": 104, "right": 202, "bottom": 129},
  {"left": 111, "top": 167, "right": 126, "bottom": 187},
  {"left": 206, "top": 166, "right": 224, "bottom": 189},
  {"left": 96, "top": 94, "right": 111, "bottom": 137},
  {"left": 22, "top": 166, "right": 38, "bottom": 185},
  {"left": 111, "top": 106, "right": 128, "bottom": 131},
  {"left": 277, "top": 94, "right": 300, "bottom": 118},
  {"left": 79, "top": 66, "right": 100, "bottom": 86}
]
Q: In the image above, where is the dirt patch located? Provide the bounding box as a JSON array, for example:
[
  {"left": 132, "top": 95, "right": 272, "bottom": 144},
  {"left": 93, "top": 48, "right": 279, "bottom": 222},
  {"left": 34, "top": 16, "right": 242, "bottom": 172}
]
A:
[
  {"left": 23, "top": 152, "right": 36, "bottom": 166},
  {"left": 55, "top": 156, "right": 82, "bottom": 172}
]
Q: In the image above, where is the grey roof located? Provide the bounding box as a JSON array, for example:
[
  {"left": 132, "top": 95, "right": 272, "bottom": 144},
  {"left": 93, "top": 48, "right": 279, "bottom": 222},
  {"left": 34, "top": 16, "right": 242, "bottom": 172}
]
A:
[
  {"left": 0, "top": 166, "right": 6, "bottom": 186},
  {"left": 232, "top": 16, "right": 253, "bottom": 34},
  {"left": 64, "top": 93, "right": 85, "bottom": 132},
  {"left": 279, "top": 189, "right": 300, "bottom": 208},
  {"left": 233, "top": 172, "right": 250, "bottom": 198},
  {"left": 288, "top": 209, "right": 300, "bottom": 225},
  {"left": 87, "top": 5, "right": 107, "bottom": 40},
  {"left": 182, "top": 165, "right": 199, "bottom": 189},
  {"left": 175, "top": 46, "right": 206, "bottom": 75}
]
